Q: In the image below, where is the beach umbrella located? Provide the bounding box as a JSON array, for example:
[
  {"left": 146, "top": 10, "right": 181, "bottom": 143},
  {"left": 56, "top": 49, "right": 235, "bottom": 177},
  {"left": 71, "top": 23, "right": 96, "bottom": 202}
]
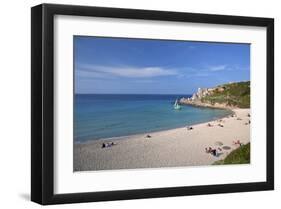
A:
[
  {"left": 222, "top": 146, "right": 231, "bottom": 150},
  {"left": 215, "top": 141, "right": 223, "bottom": 146}
]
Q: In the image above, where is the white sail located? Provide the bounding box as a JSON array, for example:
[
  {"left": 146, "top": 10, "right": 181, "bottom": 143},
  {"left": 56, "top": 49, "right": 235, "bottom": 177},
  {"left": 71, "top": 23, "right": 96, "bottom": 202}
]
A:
[{"left": 174, "top": 99, "right": 181, "bottom": 110}]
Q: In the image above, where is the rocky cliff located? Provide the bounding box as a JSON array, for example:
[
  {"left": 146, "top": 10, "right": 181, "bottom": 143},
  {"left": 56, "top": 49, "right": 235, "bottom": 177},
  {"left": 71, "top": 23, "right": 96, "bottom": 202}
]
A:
[{"left": 180, "top": 81, "right": 250, "bottom": 109}]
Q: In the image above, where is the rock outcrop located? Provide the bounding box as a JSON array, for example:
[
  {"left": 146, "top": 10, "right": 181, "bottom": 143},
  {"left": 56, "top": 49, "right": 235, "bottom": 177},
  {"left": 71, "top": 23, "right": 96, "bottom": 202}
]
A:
[{"left": 179, "top": 81, "right": 250, "bottom": 109}]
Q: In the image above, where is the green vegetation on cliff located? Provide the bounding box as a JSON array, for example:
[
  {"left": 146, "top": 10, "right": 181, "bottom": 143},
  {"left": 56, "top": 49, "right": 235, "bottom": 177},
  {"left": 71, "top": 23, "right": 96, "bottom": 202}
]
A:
[
  {"left": 201, "top": 81, "right": 250, "bottom": 108},
  {"left": 213, "top": 143, "right": 250, "bottom": 165}
]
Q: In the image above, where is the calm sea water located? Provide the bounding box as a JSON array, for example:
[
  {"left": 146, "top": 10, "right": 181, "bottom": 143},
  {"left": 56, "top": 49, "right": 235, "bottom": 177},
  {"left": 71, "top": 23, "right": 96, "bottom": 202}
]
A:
[{"left": 74, "top": 94, "right": 231, "bottom": 142}]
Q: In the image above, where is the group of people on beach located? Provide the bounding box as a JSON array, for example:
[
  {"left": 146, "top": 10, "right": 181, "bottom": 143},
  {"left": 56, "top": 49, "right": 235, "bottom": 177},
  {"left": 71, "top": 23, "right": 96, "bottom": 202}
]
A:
[
  {"left": 102, "top": 141, "right": 117, "bottom": 148},
  {"left": 205, "top": 147, "right": 222, "bottom": 156},
  {"left": 206, "top": 119, "right": 225, "bottom": 128},
  {"left": 101, "top": 112, "right": 248, "bottom": 155},
  {"left": 205, "top": 147, "right": 217, "bottom": 156},
  {"left": 205, "top": 139, "right": 244, "bottom": 157}
]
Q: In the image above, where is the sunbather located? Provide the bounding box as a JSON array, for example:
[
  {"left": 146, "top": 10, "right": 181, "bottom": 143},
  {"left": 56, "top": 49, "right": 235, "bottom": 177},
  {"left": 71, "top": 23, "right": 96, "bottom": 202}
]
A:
[
  {"left": 205, "top": 147, "right": 212, "bottom": 153},
  {"left": 233, "top": 140, "right": 243, "bottom": 146},
  {"left": 205, "top": 147, "right": 217, "bottom": 156},
  {"left": 102, "top": 141, "right": 117, "bottom": 148}
]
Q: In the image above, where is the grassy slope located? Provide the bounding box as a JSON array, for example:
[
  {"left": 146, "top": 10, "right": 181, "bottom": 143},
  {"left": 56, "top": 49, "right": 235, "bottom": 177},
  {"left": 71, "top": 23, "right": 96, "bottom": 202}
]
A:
[
  {"left": 201, "top": 81, "right": 250, "bottom": 108},
  {"left": 213, "top": 143, "right": 250, "bottom": 165}
]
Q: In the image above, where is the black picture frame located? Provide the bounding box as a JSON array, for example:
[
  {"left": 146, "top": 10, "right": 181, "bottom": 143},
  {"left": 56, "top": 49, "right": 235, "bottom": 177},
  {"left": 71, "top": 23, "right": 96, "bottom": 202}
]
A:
[{"left": 31, "top": 3, "right": 274, "bottom": 205}]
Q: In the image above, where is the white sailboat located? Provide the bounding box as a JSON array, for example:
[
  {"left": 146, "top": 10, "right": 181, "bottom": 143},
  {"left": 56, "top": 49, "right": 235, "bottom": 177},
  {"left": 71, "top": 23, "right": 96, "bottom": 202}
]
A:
[{"left": 174, "top": 99, "right": 181, "bottom": 110}]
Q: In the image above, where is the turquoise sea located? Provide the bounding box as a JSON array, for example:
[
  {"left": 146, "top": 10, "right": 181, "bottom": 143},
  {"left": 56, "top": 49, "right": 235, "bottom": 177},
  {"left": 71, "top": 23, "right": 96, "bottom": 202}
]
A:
[{"left": 74, "top": 94, "right": 231, "bottom": 142}]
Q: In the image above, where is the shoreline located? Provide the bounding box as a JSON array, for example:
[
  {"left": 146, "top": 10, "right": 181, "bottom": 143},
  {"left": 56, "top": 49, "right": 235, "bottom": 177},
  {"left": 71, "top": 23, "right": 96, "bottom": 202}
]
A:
[
  {"left": 74, "top": 108, "right": 250, "bottom": 171},
  {"left": 75, "top": 106, "right": 234, "bottom": 144}
]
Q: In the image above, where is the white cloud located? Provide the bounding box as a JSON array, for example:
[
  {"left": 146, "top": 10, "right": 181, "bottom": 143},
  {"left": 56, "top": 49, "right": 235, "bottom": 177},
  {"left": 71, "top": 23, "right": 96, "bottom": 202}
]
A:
[
  {"left": 209, "top": 65, "right": 227, "bottom": 72},
  {"left": 77, "top": 64, "right": 179, "bottom": 78}
]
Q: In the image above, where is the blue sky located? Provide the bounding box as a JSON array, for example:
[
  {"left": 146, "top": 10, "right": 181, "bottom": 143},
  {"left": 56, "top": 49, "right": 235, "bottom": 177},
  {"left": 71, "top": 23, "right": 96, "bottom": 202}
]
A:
[{"left": 74, "top": 36, "right": 250, "bottom": 94}]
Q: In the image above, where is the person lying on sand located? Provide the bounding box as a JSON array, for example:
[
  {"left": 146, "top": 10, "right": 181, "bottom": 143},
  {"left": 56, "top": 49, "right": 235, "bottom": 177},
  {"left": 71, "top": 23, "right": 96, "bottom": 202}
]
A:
[
  {"left": 211, "top": 148, "right": 217, "bottom": 156},
  {"left": 146, "top": 134, "right": 152, "bottom": 138},
  {"left": 218, "top": 124, "right": 224, "bottom": 127},
  {"left": 205, "top": 147, "right": 212, "bottom": 153},
  {"left": 102, "top": 142, "right": 117, "bottom": 148},
  {"left": 187, "top": 126, "right": 193, "bottom": 130},
  {"left": 207, "top": 123, "right": 213, "bottom": 127},
  {"left": 205, "top": 147, "right": 217, "bottom": 156},
  {"left": 232, "top": 140, "right": 243, "bottom": 146}
]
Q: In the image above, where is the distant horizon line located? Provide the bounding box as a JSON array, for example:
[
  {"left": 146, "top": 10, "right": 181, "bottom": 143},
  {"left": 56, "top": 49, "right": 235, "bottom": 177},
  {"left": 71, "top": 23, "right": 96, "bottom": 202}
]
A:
[
  {"left": 74, "top": 81, "right": 250, "bottom": 96},
  {"left": 75, "top": 93, "right": 193, "bottom": 95}
]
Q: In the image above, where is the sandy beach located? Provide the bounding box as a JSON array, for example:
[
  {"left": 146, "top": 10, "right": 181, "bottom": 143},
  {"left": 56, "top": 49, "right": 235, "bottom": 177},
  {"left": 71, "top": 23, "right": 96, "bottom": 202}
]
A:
[{"left": 74, "top": 108, "right": 250, "bottom": 171}]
